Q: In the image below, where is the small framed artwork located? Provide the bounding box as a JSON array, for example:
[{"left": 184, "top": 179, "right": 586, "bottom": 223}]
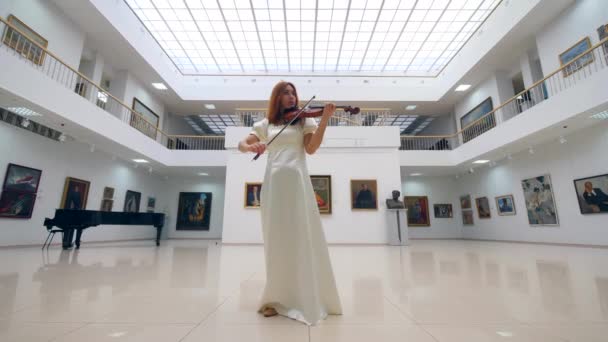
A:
[
  {"left": 475, "top": 197, "right": 491, "bottom": 219},
  {"left": 559, "top": 37, "right": 594, "bottom": 77},
  {"left": 60, "top": 177, "right": 90, "bottom": 210},
  {"left": 404, "top": 196, "right": 430, "bottom": 226},
  {"left": 124, "top": 190, "right": 141, "bottom": 213},
  {"left": 573, "top": 174, "right": 608, "bottom": 214},
  {"left": 177, "top": 192, "right": 212, "bottom": 230},
  {"left": 103, "top": 186, "right": 114, "bottom": 199},
  {"left": 147, "top": 197, "right": 156, "bottom": 213},
  {"left": 131, "top": 98, "right": 159, "bottom": 140},
  {"left": 521, "top": 174, "right": 559, "bottom": 226},
  {"left": 0, "top": 190, "right": 36, "bottom": 219},
  {"left": 100, "top": 199, "right": 113, "bottom": 212},
  {"left": 462, "top": 210, "right": 474, "bottom": 225},
  {"left": 244, "top": 182, "right": 262, "bottom": 208},
  {"left": 460, "top": 194, "right": 472, "bottom": 209},
  {"left": 310, "top": 175, "right": 332, "bottom": 214},
  {"left": 433, "top": 204, "right": 453, "bottom": 218},
  {"left": 495, "top": 195, "right": 516, "bottom": 216},
  {"left": 3, "top": 163, "right": 42, "bottom": 193},
  {"left": 351, "top": 179, "right": 377, "bottom": 210}
]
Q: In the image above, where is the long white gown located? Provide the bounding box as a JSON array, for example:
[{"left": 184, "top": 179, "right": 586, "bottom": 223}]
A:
[{"left": 250, "top": 117, "right": 343, "bottom": 325}]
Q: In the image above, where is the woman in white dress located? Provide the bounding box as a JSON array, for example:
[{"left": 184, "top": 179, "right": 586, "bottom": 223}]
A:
[{"left": 237, "top": 81, "right": 343, "bottom": 325}]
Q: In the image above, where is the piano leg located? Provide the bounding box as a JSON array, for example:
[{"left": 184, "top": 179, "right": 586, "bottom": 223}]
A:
[
  {"left": 62, "top": 229, "right": 74, "bottom": 249},
  {"left": 155, "top": 225, "right": 162, "bottom": 246},
  {"left": 75, "top": 229, "right": 84, "bottom": 249}
]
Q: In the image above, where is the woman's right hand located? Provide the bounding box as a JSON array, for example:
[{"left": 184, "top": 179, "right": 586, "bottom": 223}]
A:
[{"left": 247, "top": 142, "right": 267, "bottom": 155}]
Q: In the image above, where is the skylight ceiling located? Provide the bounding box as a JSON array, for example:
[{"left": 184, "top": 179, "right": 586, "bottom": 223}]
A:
[{"left": 125, "top": 0, "right": 501, "bottom": 76}]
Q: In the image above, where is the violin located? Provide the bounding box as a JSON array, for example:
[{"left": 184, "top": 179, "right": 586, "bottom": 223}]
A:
[{"left": 282, "top": 105, "right": 361, "bottom": 124}]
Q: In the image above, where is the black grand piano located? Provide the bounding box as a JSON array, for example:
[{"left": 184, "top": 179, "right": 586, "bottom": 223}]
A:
[{"left": 43, "top": 209, "right": 165, "bottom": 249}]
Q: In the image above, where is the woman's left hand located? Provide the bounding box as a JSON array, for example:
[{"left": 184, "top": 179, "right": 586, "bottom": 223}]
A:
[{"left": 322, "top": 103, "right": 336, "bottom": 120}]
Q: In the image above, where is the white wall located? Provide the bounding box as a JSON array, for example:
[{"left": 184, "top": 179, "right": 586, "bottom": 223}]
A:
[
  {"left": 0, "top": 0, "right": 85, "bottom": 68},
  {"left": 221, "top": 126, "right": 402, "bottom": 244},
  {"left": 460, "top": 122, "right": 608, "bottom": 246},
  {"left": 402, "top": 176, "right": 463, "bottom": 239},
  {"left": 0, "top": 123, "right": 168, "bottom": 247},
  {"left": 536, "top": 0, "right": 608, "bottom": 77}
]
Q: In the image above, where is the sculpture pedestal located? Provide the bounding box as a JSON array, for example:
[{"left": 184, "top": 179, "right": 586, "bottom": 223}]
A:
[{"left": 386, "top": 209, "right": 409, "bottom": 246}]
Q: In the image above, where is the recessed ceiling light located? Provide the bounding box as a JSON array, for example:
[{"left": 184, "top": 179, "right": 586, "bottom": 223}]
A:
[
  {"left": 473, "top": 160, "right": 490, "bottom": 164},
  {"left": 198, "top": 172, "right": 209, "bottom": 176},
  {"left": 590, "top": 110, "right": 608, "bottom": 120},
  {"left": 204, "top": 104, "right": 216, "bottom": 109},
  {"left": 8, "top": 107, "right": 42, "bottom": 116},
  {"left": 152, "top": 82, "right": 167, "bottom": 90},
  {"left": 133, "top": 159, "right": 149, "bottom": 163},
  {"left": 406, "top": 105, "right": 417, "bottom": 111},
  {"left": 455, "top": 84, "right": 471, "bottom": 92},
  {"left": 410, "top": 173, "right": 423, "bottom": 176}
]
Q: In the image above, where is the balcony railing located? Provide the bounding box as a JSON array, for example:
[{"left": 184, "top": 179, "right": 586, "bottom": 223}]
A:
[
  {"left": 2, "top": 15, "right": 606, "bottom": 151},
  {"left": 401, "top": 35, "right": 608, "bottom": 150}
]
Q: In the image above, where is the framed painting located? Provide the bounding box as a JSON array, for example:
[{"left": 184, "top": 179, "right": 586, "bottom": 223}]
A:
[
  {"left": 521, "top": 174, "right": 559, "bottom": 226},
  {"left": 0, "top": 190, "right": 36, "bottom": 219},
  {"left": 495, "top": 195, "right": 516, "bottom": 216},
  {"left": 60, "top": 177, "right": 90, "bottom": 210},
  {"left": 475, "top": 197, "right": 491, "bottom": 219},
  {"left": 177, "top": 192, "right": 212, "bottom": 230},
  {"left": 2, "top": 15, "right": 48, "bottom": 66},
  {"left": 3, "top": 163, "right": 42, "bottom": 193},
  {"left": 460, "top": 97, "right": 495, "bottom": 143},
  {"left": 147, "top": 197, "right": 156, "bottom": 213},
  {"left": 100, "top": 199, "right": 113, "bottom": 212},
  {"left": 404, "top": 196, "right": 430, "bottom": 227},
  {"left": 244, "top": 182, "right": 262, "bottom": 208},
  {"left": 559, "top": 37, "right": 594, "bottom": 77},
  {"left": 573, "top": 173, "right": 608, "bottom": 214},
  {"left": 598, "top": 24, "right": 608, "bottom": 63},
  {"left": 103, "top": 186, "right": 114, "bottom": 199},
  {"left": 462, "top": 210, "right": 474, "bottom": 225},
  {"left": 460, "top": 194, "right": 472, "bottom": 209},
  {"left": 433, "top": 204, "right": 453, "bottom": 218},
  {"left": 124, "top": 190, "right": 141, "bottom": 213},
  {"left": 351, "top": 179, "right": 377, "bottom": 210},
  {"left": 131, "top": 98, "right": 159, "bottom": 140},
  {"left": 310, "top": 175, "right": 332, "bottom": 214}
]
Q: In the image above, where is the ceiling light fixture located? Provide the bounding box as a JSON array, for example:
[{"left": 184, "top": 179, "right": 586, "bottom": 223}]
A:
[
  {"left": 58, "top": 133, "right": 67, "bottom": 142},
  {"left": 409, "top": 173, "right": 422, "bottom": 176},
  {"left": 590, "top": 110, "right": 608, "bottom": 120},
  {"left": 152, "top": 82, "right": 167, "bottom": 90},
  {"left": 528, "top": 147, "right": 535, "bottom": 155},
  {"left": 559, "top": 136, "right": 567, "bottom": 144},
  {"left": 406, "top": 105, "right": 417, "bottom": 111},
  {"left": 204, "top": 104, "right": 216, "bottom": 109},
  {"left": 198, "top": 172, "right": 209, "bottom": 176},
  {"left": 473, "top": 160, "right": 490, "bottom": 164},
  {"left": 455, "top": 84, "right": 471, "bottom": 92},
  {"left": 8, "top": 107, "right": 42, "bottom": 116},
  {"left": 20, "top": 118, "right": 30, "bottom": 128},
  {"left": 133, "top": 159, "right": 149, "bottom": 163}
]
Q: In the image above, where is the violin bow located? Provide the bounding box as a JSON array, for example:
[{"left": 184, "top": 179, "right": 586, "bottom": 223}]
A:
[{"left": 252, "top": 95, "right": 316, "bottom": 161}]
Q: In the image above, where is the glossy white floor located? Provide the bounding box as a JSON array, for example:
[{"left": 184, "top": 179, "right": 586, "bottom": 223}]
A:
[{"left": 1, "top": 239, "right": 607, "bottom": 341}]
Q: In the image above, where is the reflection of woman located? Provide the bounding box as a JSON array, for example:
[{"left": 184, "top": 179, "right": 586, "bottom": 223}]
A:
[{"left": 237, "top": 81, "right": 342, "bottom": 325}]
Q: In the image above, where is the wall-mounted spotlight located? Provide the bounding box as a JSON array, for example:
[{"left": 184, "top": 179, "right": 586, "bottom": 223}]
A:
[{"left": 20, "top": 118, "right": 30, "bottom": 128}]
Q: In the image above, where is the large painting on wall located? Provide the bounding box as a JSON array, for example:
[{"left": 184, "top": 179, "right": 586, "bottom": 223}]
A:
[
  {"left": 131, "top": 98, "right": 159, "bottom": 140},
  {"left": 177, "top": 192, "right": 212, "bottom": 230},
  {"left": 3, "top": 163, "right": 42, "bottom": 193},
  {"left": 521, "top": 175, "right": 559, "bottom": 226},
  {"left": 559, "top": 37, "right": 594, "bottom": 77},
  {"left": 460, "top": 97, "right": 495, "bottom": 143},
  {"left": 351, "top": 179, "right": 377, "bottom": 210},
  {"left": 244, "top": 182, "right": 262, "bottom": 208},
  {"left": 311, "top": 175, "right": 332, "bottom": 214},
  {"left": 475, "top": 197, "right": 491, "bottom": 219},
  {"left": 598, "top": 24, "right": 608, "bottom": 63},
  {"left": 60, "top": 177, "right": 90, "bottom": 210},
  {"left": 124, "top": 190, "right": 141, "bottom": 213},
  {"left": 2, "top": 15, "right": 48, "bottom": 66},
  {"left": 495, "top": 195, "right": 516, "bottom": 216},
  {"left": 404, "top": 196, "right": 430, "bottom": 227},
  {"left": 573, "top": 174, "right": 608, "bottom": 214},
  {"left": 0, "top": 191, "right": 36, "bottom": 219}
]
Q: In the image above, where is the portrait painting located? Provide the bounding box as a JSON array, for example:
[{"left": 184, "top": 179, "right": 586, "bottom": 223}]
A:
[
  {"left": 123, "top": 190, "right": 141, "bottom": 213},
  {"left": 573, "top": 174, "right": 608, "bottom": 214},
  {"left": 460, "top": 194, "right": 472, "bottom": 209},
  {"left": 60, "top": 177, "right": 90, "bottom": 210},
  {"left": 462, "top": 210, "right": 474, "bottom": 225},
  {"left": 351, "top": 179, "right": 377, "bottom": 210},
  {"left": 100, "top": 199, "right": 113, "bottom": 212},
  {"left": 177, "top": 192, "right": 212, "bottom": 230},
  {"left": 103, "top": 186, "right": 114, "bottom": 199},
  {"left": 3, "top": 163, "right": 42, "bottom": 193},
  {"left": 433, "top": 204, "right": 453, "bottom": 218},
  {"left": 310, "top": 175, "right": 332, "bottom": 214},
  {"left": 475, "top": 197, "right": 491, "bottom": 219},
  {"left": 521, "top": 174, "right": 559, "bottom": 225},
  {"left": 404, "top": 196, "right": 430, "bottom": 227},
  {"left": 147, "top": 197, "right": 156, "bottom": 213},
  {"left": 244, "top": 182, "right": 262, "bottom": 208},
  {"left": 496, "top": 195, "right": 516, "bottom": 216},
  {"left": 0, "top": 191, "right": 36, "bottom": 219}
]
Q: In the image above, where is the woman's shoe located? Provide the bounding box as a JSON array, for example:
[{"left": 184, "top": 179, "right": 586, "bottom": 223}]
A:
[{"left": 262, "top": 307, "right": 278, "bottom": 317}]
